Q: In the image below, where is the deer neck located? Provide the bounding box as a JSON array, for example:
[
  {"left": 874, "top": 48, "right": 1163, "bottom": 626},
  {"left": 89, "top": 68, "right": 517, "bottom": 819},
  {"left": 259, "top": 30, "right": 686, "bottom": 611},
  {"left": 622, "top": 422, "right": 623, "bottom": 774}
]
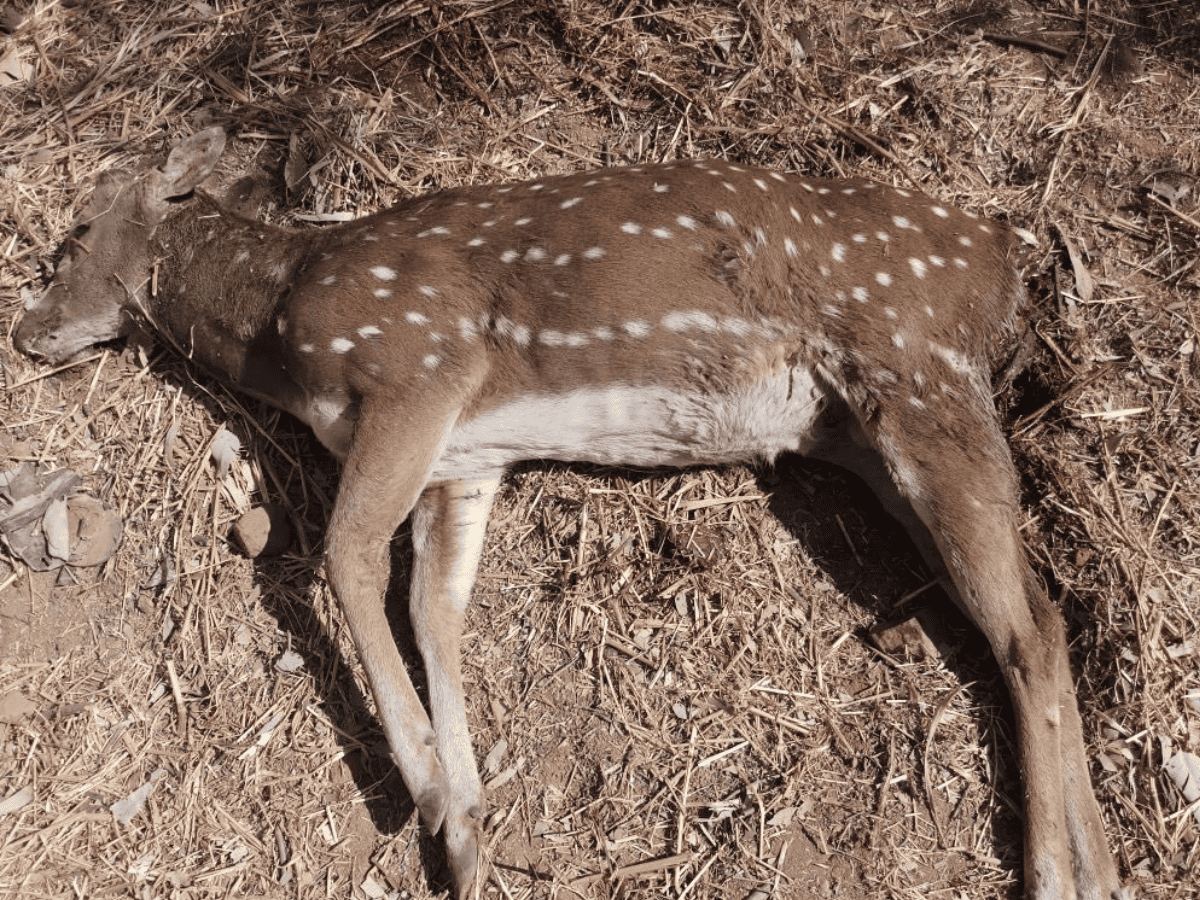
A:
[{"left": 146, "top": 193, "right": 316, "bottom": 412}]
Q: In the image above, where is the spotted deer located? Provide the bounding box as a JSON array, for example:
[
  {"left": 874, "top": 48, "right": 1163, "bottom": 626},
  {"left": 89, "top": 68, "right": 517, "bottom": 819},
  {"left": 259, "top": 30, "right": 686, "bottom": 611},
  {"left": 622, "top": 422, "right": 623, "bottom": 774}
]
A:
[{"left": 14, "top": 127, "right": 1127, "bottom": 900}]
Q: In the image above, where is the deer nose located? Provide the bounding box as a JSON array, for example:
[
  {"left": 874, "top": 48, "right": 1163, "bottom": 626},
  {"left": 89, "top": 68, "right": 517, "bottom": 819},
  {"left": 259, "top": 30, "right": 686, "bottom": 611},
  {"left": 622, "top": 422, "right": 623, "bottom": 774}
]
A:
[
  {"left": 14, "top": 302, "right": 67, "bottom": 359},
  {"left": 14, "top": 326, "right": 52, "bottom": 358}
]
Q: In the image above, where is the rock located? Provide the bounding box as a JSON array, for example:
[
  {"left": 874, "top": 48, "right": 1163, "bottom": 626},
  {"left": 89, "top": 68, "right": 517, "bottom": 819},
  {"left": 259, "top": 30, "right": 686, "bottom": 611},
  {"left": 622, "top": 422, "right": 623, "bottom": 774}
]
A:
[
  {"left": 232, "top": 504, "right": 293, "bottom": 557},
  {"left": 65, "top": 495, "right": 124, "bottom": 567},
  {"left": 870, "top": 615, "right": 941, "bottom": 661}
]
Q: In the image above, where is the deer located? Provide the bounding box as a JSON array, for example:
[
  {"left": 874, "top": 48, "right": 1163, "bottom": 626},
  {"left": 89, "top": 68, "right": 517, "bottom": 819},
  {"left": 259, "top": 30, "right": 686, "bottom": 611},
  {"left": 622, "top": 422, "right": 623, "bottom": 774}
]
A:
[{"left": 13, "top": 127, "right": 1128, "bottom": 900}]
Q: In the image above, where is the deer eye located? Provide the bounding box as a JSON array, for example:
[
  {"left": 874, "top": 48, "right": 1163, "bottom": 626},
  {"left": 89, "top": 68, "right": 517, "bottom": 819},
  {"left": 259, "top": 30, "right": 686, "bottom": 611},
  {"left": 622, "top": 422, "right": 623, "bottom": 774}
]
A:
[{"left": 69, "top": 223, "right": 92, "bottom": 251}]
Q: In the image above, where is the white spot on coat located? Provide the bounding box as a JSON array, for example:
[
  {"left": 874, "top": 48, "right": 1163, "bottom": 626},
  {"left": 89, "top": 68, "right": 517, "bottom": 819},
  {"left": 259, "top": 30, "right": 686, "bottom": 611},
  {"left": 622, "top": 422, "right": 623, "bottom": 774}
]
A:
[
  {"left": 330, "top": 337, "right": 354, "bottom": 353},
  {"left": 370, "top": 266, "right": 397, "bottom": 281},
  {"left": 663, "top": 311, "right": 717, "bottom": 333},
  {"left": 930, "top": 342, "right": 972, "bottom": 374},
  {"left": 623, "top": 320, "right": 651, "bottom": 338},
  {"left": 720, "top": 317, "right": 752, "bottom": 336}
]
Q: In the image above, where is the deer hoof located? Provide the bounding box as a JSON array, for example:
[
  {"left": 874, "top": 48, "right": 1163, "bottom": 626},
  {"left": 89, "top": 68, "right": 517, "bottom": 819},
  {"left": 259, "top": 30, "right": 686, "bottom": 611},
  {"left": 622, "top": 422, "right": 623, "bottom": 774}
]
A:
[{"left": 445, "top": 805, "right": 483, "bottom": 899}]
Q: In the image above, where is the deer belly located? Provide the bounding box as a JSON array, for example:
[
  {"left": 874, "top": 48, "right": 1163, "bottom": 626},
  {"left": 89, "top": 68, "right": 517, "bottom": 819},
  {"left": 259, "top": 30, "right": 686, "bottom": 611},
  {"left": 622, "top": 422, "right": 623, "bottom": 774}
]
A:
[{"left": 432, "top": 365, "right": 826, "bottom": 480}]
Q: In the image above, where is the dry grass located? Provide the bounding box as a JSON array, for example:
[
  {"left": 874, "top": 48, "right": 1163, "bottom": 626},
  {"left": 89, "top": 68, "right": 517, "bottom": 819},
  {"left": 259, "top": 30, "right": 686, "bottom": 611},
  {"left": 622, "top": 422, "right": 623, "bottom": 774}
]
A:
[{"left": 1, "top": 1, "right": 1198, "bottom": 898}]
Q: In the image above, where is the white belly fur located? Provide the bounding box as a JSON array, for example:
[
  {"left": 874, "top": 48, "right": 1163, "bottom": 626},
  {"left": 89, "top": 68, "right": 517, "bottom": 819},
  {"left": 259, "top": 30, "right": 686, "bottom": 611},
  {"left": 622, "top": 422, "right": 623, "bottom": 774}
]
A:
[{"left": 431, "top": 364, "right": 826, "bottom": 481}]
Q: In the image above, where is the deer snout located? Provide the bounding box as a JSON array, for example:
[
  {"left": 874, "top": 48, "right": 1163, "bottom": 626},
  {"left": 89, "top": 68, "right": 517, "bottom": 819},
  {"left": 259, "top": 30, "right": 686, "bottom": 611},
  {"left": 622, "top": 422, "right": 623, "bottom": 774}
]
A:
[
  {"left": 14, "top": 285, "right": 131, "bottom": 365},
  {"left": 13, "top": 294, "right": 64, "bottom": 361}
]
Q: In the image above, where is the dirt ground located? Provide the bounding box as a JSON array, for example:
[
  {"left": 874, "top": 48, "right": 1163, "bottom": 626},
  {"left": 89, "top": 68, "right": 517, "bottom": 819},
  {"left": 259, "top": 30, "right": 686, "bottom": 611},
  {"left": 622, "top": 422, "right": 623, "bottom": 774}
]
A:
[{"left": 1, "top": 1, "right": 1198, "bottom": 899}]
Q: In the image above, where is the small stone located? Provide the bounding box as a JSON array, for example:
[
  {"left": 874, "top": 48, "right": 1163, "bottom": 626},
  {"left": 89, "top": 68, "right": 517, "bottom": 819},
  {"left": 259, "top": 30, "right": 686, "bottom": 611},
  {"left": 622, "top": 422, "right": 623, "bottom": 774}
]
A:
[
  {"left": 870, "top": 616, "right": 941, "bottom": 661},
  {"left": 232, "top": 504, "right": 293, "bottom": 557},
  {"left": 66, "top": 495, "right": 124, "bottom": 567}
]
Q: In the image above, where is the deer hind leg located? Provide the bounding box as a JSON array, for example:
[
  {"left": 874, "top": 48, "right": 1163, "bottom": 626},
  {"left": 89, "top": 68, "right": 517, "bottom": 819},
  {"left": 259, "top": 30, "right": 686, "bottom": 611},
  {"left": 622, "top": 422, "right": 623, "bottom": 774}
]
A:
[
  {"left": 806, "top": 402, "right": 947, "bottom": 580},
  {"left": 409, "top": 473, "right": 503, "bottom": 898},
  {"left": 861, "top": 394, "right": 1122, "bottom": 900},
  {"left": 323, "top": 400, "right": 461, "bottom": 840}
]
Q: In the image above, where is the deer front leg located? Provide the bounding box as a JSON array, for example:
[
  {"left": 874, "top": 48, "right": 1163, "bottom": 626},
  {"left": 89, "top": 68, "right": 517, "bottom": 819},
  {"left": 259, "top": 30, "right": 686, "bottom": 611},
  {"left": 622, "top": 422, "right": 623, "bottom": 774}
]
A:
[
  {"left": 868, "top": 401, "right": 1124, "bottom": 900},
  {"left": 324, "top": 402, "right": 460, "bottom": 839},
  {"left": 409, "top": 474, "right": 502, "bottom": 897}
]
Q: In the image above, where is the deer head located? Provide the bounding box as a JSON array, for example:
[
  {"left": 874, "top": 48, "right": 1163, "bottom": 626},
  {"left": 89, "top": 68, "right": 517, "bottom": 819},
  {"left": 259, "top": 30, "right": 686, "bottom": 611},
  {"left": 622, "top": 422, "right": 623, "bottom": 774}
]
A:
[{"left": 15, "top": 127, "right": 226, "bottom": 364}]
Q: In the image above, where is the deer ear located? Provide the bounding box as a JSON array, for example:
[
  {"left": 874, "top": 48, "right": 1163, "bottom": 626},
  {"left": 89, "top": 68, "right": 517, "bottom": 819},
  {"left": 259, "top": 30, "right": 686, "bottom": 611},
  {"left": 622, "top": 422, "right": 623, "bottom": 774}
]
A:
[{"left": 148, "top": 127, "right": 227, "bottom": 202}]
